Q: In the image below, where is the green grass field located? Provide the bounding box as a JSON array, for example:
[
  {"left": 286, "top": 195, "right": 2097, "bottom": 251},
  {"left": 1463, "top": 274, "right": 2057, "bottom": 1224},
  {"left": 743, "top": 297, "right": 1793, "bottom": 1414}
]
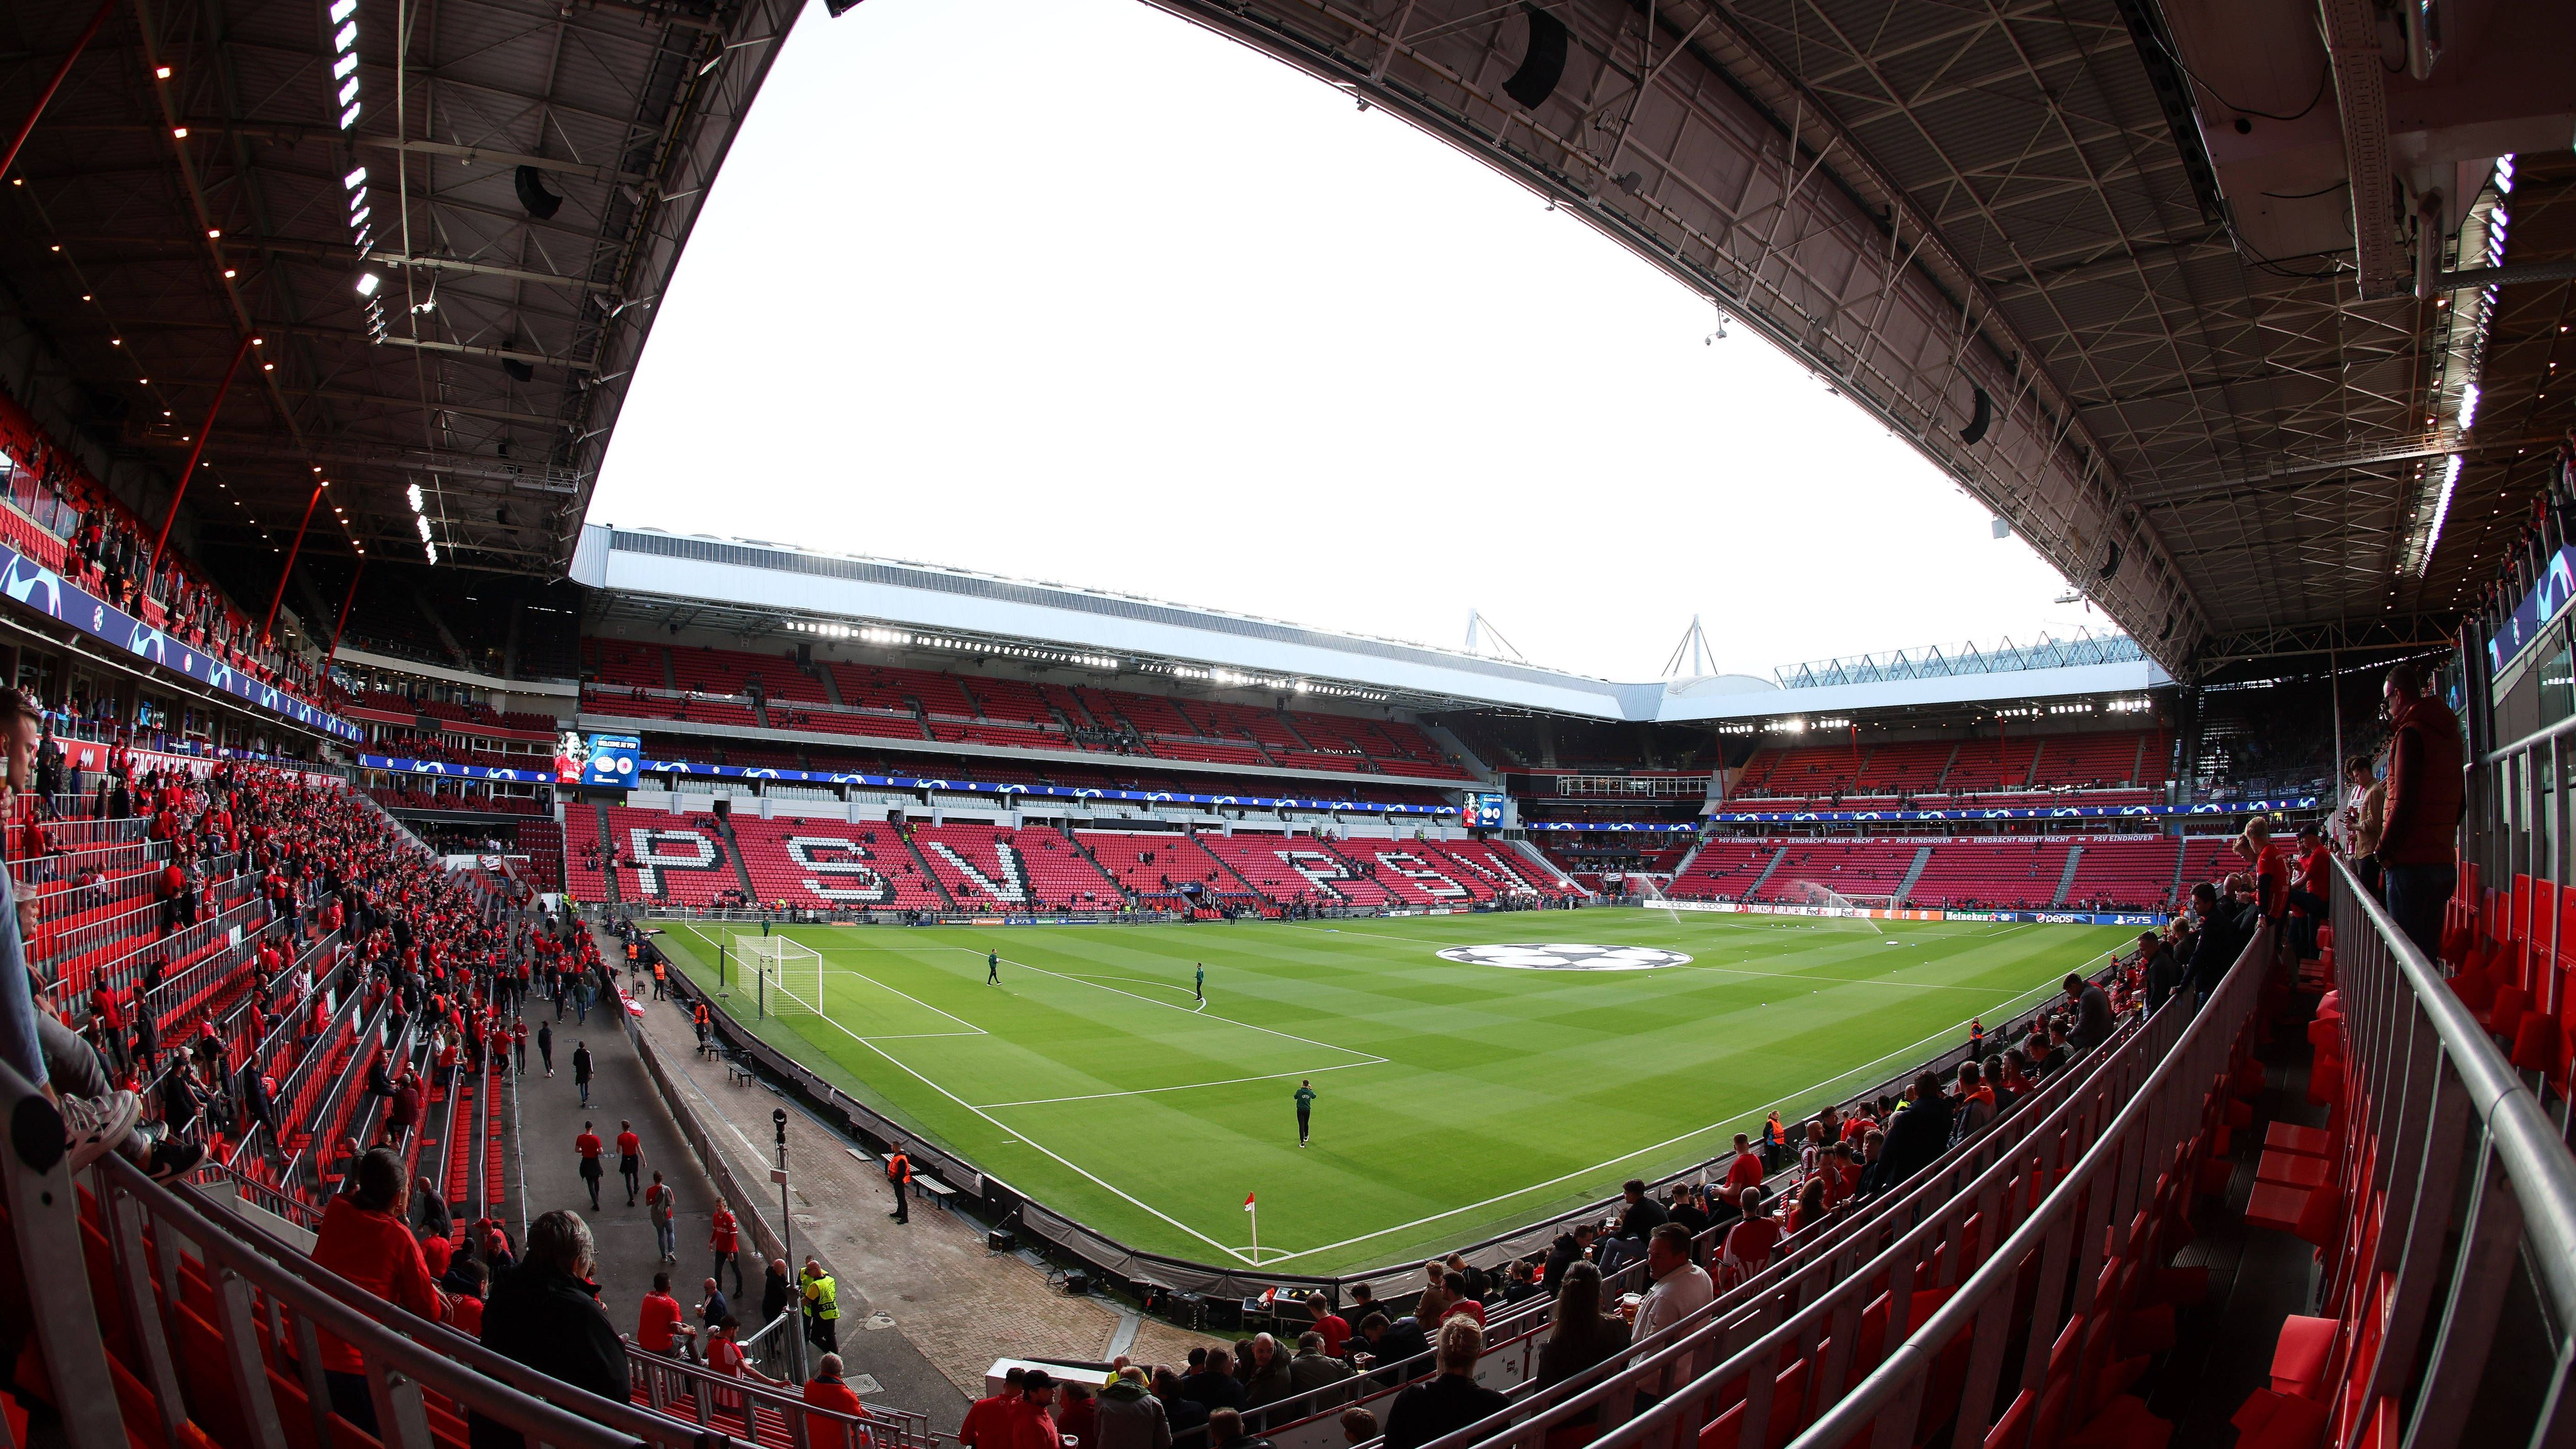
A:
[{"left": 649, "top": 911, "right": 2129, "bottom": 1274}]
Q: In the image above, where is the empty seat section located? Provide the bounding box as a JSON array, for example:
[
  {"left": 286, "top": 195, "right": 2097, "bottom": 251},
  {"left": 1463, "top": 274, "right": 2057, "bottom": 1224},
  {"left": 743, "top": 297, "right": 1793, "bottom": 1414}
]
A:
[
  {"left": 1906, "top": 841, "right": 2078, "bottom": 909},
  {"left": 1334, "top": 840, "right": 1494, "bottom": 905},
  {"left": 1197, "top": 833, "right": 1383, "bottom": 905},
  {"left": 960, "top": 675, "right": 1057, "bottom": 726},
  {"left": 726, "top": 814, "right": 947, "bottom": 910},
  {"left": 909, "top": 822, "right": 1119, "bottom": 909},
  {"left": 1944, "top": 735, "right": 2043, "bottom": 792},
  {"left": 1750, "top": 841, "right": 1922, "bottom": 902},
  {"left": 597, "top": 806, "right": 741, "bottom": 906},
  {"left": 1669, "top": 841, "right": 1780, "bottom": 898},
  {"left": 2063, "top": 837, "right": 2184, "bottom": 911}
]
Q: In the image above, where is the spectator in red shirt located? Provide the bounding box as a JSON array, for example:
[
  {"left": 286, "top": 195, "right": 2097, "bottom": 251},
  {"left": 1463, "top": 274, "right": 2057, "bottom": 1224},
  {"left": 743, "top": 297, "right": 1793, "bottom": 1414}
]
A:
[
  {"left": 1304, "top": 1291, "right": 1350, "bottom": 1358},
  {"left": 1720, "top": 1186, "right": 1783, "bottom": 1273},
  {"left": 2379, "top": 660, "right": 2465, "bottom": 958},
  {"left": 575, "top": 1121, "right": 604, "bottom": 1209},
  {"left": 1721, "top": 1133, "right": 1765, "bottom": 1198},
  {"left": 705, "top": 1315, "right": 779, "bottom": 1438},
  {"left": 710, "top": 1203, "right": 742, "bottom": 1295},
  {"left": 803, "top": 1353, "right": 880, "bottom": 1449},
  {"left": 634, "top": 1271, "right": 695, "bottom": 1359},
  {"left": 311, "top": 1148, "right": 445, "bottom": 1435},
  {"left": 447, "top": 1258, "right": 488, "bottom": 1337},
  {"left": 616, "top": 1121, "right": 642, "bottom": 1206}
]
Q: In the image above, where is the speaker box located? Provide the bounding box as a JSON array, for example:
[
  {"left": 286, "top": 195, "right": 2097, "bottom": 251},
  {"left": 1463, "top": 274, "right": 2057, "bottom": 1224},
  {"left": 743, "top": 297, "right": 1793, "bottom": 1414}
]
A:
[
  {"left": 514, "top": 165, "right": 564, "bottom": 220},
  {"left": 1063, "top": 1271, "right": 1091, "bottom": 1297},
  {"left": 987, "top": 1229, "right": 1018, "bottom": 1253},
  {"left": 1502, "top": 7, "right": 1570, "bottom": 109}
]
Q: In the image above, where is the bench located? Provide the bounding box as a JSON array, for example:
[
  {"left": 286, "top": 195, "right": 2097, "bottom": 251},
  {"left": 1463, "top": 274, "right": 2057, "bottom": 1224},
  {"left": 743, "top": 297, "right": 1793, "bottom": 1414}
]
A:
[
  {"left": 911, "top": 1174, "right": 959, "bottom": 1210},
  {"left": 723, "top": 1049, "right": 756, "bottom": 1087}
]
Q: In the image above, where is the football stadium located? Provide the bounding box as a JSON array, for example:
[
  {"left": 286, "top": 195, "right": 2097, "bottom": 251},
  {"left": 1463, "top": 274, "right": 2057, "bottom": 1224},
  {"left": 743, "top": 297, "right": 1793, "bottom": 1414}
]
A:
[{"left": 0, "top": 4, "right": 2570, "bottom": 1449}]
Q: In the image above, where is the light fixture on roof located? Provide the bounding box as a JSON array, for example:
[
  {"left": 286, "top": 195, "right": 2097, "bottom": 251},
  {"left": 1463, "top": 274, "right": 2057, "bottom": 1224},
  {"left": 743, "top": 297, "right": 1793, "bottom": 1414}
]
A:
[
  {"left": 355, "top": 272, "right": 380, "bottom": 297},
  {"left": 405, "top": 483, "right": 423, "bottom": 512},
  {"left": 155, "top": 65, "right": 171, "bottom": 79},
  {"left": 171, "top": 127, "right": 187, "bottom": 139}
]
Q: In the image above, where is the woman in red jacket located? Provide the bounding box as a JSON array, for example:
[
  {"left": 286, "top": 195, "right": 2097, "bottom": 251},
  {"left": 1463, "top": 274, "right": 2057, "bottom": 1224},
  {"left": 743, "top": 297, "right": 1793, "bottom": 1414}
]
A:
[{"left": 310, "top": 1148, "right": 446, "bottom": 1434}]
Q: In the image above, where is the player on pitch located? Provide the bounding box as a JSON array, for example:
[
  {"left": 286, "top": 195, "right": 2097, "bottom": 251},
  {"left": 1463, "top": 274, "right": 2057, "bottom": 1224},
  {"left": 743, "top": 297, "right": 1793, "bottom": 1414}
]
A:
[
  {"left": 987, "top": 949, "right": 1000, "bottom": 984},
  {"left": 1294, "top": 1080, "right": 1315, "bottom": 1146},
  {"left": 1195, "top": 962, "right": 1206, "bottom": 1001}
]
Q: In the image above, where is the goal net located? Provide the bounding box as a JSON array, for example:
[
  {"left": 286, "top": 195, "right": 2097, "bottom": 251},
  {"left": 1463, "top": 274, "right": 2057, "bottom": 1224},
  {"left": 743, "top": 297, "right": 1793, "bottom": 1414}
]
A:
[{"left": 739, "top": 935, "right": 824, "bottom": 1022}]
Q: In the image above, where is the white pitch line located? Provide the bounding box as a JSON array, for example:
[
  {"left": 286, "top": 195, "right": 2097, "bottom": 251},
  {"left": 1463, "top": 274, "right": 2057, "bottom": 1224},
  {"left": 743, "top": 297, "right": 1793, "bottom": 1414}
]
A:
[
  {"left": 1253, "top": 995, "right": 2037, "bottom": 1266},
  {"left": 961, "top": 948, "right": 1379, "bottom": 1065},
  {"left": 814, "top": 964, "right": 990, "bottom": 1035},
  {"left": 1675, "top": 963, "right": 2026, "bottom": 994},
  {"left": 976, "top": 1057, "right": 1385, "bottom": 1110},
  {"left": 790, "top": 1001, "right": 1259, "bottom": 1266}
]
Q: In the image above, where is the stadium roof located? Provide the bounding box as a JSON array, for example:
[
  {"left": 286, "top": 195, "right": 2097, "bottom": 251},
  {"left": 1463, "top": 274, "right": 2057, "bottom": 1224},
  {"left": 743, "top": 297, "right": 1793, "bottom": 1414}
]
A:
[
  {"left": 574, "top": 523, "right": 2171, "bottom": 720},
  {"left": 4, "top": 0, "right": 2568, "bottom": 685},
  {"left": 0, "top": 0, "right": 793, "bottom": 579}
]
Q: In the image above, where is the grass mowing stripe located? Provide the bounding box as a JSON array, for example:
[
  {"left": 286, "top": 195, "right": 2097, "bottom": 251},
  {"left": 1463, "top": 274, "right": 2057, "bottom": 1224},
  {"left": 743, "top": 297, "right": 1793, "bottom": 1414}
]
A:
[{"left": 650, "top": 913, "right": 2127, "bottom": 1271}]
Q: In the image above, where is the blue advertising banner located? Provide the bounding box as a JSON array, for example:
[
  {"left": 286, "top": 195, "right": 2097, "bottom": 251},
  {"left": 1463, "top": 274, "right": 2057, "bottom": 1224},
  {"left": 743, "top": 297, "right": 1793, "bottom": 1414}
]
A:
[
  {"left": 358, "top": 754, "right": 1458, "bottom": 815},
  {"left": 0, "top": 542, "right": 362, "bottom": 741},
  {"left": 582, "top": 733, "right": 641, "bottom": 789},
  {"left": 2486, "top": 544, "right": 2576, "bottom": 675}
]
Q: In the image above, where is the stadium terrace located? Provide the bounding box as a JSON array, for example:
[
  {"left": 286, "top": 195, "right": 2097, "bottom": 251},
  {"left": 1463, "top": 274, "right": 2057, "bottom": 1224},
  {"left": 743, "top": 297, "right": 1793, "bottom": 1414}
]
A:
[{"left": 0, "top": 6, "right": 2569, "bottom": 1449}]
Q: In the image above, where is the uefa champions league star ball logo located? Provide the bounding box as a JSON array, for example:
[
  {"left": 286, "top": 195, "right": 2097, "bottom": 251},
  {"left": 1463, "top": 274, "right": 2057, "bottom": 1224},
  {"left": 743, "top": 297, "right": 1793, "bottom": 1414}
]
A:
[{"left": 1436, "top": 944, "right": 1694, "bottom": 971}]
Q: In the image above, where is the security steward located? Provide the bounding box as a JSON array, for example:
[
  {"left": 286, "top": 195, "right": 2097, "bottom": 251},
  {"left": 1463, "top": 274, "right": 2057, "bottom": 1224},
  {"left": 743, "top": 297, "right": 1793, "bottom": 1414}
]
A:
[
  {"left": 802, "top": 1258, "right": 841, "bottom": 1354},
  {"left": 885, "top": 1141, "right": 912, "bottom": 1224}
]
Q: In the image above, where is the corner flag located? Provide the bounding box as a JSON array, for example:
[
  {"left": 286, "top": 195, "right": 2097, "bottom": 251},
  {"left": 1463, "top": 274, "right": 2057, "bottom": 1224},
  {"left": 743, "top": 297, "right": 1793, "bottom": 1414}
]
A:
[
  {"left": 1244, "top": 1191, "right": 1257, "bottom": 1211},
  {"left": 1244, "top": 1190, "right": 1259, "bottom": 1263}
]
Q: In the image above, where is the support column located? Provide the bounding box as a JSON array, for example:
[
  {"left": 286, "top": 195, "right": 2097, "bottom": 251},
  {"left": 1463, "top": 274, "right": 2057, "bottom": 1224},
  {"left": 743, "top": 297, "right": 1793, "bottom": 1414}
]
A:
[
  {"left": 150, "top": 333, "right": 259, "bottom": 570},
  {"left": 260, "top": 480, "right": 327, "bottom": 645},
  {"left": 0, "top": 0, "right": 117, "bottom": 183}
]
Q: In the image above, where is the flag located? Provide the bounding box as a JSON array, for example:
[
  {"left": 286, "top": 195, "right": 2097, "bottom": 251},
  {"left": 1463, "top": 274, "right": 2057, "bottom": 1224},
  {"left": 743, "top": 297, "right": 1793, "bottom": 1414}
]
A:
[
  {"left": 1259, "top": 1286, "right": 1278, "bottom": 1307},
  {"left": 1244, "top": 1191, "right": 1257, "bottom": 1211}
]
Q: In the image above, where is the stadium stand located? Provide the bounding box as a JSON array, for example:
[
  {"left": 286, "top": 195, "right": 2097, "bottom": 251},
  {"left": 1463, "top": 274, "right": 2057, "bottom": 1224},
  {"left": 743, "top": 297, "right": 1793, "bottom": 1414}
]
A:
[
  {"left": 908, "top": 821, "right": 1121, "bottom": 910},
  {"left": 726, "top": 813, "right": 950, "bottom": 911}
]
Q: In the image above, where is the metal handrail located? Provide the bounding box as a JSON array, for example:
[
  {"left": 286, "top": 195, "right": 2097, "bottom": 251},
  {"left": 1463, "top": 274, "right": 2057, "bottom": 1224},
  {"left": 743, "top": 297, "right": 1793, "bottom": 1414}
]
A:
[
  {"left": 2325, "top": 859, "right": 2576, "bottom": 1449},
  {"left": 1781, "top": 923, "right": 2270, "bottom": 1449}
]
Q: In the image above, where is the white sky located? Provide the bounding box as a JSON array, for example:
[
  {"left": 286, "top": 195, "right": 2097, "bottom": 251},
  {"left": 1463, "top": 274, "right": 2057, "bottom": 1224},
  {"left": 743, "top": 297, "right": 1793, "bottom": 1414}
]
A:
[{"left": 587, "top": 0, "right": 2103, "bottom": 683}]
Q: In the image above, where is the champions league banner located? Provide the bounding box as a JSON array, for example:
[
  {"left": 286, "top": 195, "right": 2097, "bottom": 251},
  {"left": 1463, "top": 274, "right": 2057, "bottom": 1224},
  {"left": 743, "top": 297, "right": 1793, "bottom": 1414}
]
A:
[
  {"left": 0, "top": 541, "right": 363, "bottom": 742},
  {"left": 357, "top": 753, "right": 1457, "bottom": 816},
  {"left": 1696, "top": 796, "right": 2317, "bottom": 824}
]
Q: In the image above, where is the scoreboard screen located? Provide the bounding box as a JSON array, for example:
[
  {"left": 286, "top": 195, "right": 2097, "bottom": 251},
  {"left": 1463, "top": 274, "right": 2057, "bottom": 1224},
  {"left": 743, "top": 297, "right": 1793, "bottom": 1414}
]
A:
[{"left": 1462, "top": 792, "right": 1505, "bottom": 828}]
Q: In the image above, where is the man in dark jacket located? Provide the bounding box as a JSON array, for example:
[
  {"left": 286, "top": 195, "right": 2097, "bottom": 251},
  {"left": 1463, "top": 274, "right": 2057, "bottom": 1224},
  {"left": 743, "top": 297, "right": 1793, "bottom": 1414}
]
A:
[
  {"left": 2063, "top": 974, "right": 2113, "bottom": 1052},
  {"left": 2140, "top": 932, "right": 2184, "bottom": 1013},
  {"left": 1151, "top": 1368, "right": 1209, "bottom": 1443},
  {"left": 2183, "top": 882, "right": 2255, "bottom": 1005},
  {"left": 2379, "top": 661, "right": 2465, "bottom": 958},
  {"left": 1874, "top": 1072, "right": 1954, "bottom": 1190},
  {"left": 468, "top": 1210, "right": 629, "bottom": 1449},
  {"left": 1540, "top": 1224, "right": 1596, "bottom": 1296}
]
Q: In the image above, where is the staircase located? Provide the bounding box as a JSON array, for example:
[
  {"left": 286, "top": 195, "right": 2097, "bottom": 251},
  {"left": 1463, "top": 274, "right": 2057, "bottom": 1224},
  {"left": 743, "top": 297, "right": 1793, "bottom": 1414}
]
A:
[
  {"left": 1744, "top": 845, "right": 1789, "bottom": 899},
  {"left": 592, "top": 802, "right": 622, "bottom": 905},
  {"left": 893, "top": 824, "right": 960, "bottom": 910},
  {"left": 1894, "top": 846, "right": 1934, "bottom": 904},
  {"left": 2022, "top": 740, "right": 2047, "bottom": 789},
  {"left": 707, "top": 812, "right": 761, "bottom": 902},
  {"left": 1507, "top": 838, "right": 1586, "bottom": 895},
  {"left": 2052, "top": 847, "right": 2085, "bottom": 907},
  {"left": 1932, "top": 741, "right": 1963, "bottom": 789},
  {"left": 1194, "top": 834, "right": 1274, "bottom": 903}
]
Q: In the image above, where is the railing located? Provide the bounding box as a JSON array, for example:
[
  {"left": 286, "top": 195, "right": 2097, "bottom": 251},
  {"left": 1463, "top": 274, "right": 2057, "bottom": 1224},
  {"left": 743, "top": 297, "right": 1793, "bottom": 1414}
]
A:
[
  {"left": 2312, "top": 859, "right": 2576, "bottom": 1449},
  {"left": 628, "top": 1341, "right": 937, "bottom": 1449},
  {"left": 0, "top": 1051, "right": 930, "bottom": 1449},
  {"left": 1386, "top": 921, "right": 2271, "bottom": 1449}
]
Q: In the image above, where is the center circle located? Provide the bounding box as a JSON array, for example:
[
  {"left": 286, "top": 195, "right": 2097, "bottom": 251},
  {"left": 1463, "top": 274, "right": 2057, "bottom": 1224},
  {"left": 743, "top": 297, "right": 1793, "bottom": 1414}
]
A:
[{"left": 1436, "top": 943, "right": 1694, "bottom": 971}]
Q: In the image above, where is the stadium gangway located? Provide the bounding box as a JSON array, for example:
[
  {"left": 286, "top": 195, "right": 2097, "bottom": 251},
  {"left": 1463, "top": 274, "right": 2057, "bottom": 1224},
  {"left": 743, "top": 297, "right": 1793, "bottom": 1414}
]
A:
[
  {"left": 1381, "top": 921, "right": 2274, "bottom": 1449},
  {"left": 0, "top": 1056, "right": 915, "bottom": 1449},
  {"left": 1239, "top": 952, "right": 2161, "bottom": 1449}
]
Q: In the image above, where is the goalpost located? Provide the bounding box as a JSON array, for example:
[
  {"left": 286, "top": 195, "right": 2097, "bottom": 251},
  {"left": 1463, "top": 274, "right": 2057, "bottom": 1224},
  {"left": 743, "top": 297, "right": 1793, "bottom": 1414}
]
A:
[{"left": 737, "top": 934, "right": 825, "bottom": 1022}]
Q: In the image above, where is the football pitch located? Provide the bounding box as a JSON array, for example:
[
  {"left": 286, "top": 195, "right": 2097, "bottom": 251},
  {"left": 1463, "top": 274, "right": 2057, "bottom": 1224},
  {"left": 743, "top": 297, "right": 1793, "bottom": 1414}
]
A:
[{"left": 648, "top": 911, "right": 2131, "bottom": 1274}]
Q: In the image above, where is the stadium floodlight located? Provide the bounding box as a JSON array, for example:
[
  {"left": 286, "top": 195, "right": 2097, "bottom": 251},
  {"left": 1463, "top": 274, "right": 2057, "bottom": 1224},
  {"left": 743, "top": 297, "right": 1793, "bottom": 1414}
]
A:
[
  {"left": 330, "top": 0, "right": 358, "bottom": 19},
  {"left": 344, "top": 166, "right": 367, "bottom": 190},
  {"left": 406, "top": 483, "right": 423, "bottom": 512},
  {"left": 415, "top": 514, "right": 432, "bottom": 543},
  {"left": 354, "top": 271, "right": 380, "bottom": 296},
  {"left": 334, "top": 52, "right": 358, "bottom": 79},
  {"left": 334, "top": 21, "right": 359, "bottom": 52}
]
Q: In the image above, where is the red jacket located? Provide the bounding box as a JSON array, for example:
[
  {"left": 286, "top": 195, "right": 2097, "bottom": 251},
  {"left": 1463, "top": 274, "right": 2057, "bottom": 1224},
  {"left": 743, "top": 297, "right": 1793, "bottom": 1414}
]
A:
[
  {"left": 804, "top": 1375, "right": 877, "bottom": 1449},
  {"left": 2382, "top": 694, "right": 2465, "bottom": 867},
  {"left": 310, "top": 1197, "right": 443, "bottom": 1373}
]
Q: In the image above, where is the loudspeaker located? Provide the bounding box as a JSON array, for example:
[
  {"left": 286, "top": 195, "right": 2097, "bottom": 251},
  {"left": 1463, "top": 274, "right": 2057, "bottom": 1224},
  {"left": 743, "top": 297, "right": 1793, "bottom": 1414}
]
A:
[
  {"left": 1958, "top": 385, "right": 1992, "bottom": 446},
  {"left": 1063, "top": 1271, "right": 1091, "bottom": 1296},
  {"left": 1502, "top": 7, "right": 1570, "bottom": 109},
  {"left": 987, "top": 1229, "right": 1018, "bottom": 1253},
  {"left": 515, "top": 166, "right": 564, "bottom": 220},
  {"left": 502, "top": 357, "right": 535, "bottom": 383}
]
